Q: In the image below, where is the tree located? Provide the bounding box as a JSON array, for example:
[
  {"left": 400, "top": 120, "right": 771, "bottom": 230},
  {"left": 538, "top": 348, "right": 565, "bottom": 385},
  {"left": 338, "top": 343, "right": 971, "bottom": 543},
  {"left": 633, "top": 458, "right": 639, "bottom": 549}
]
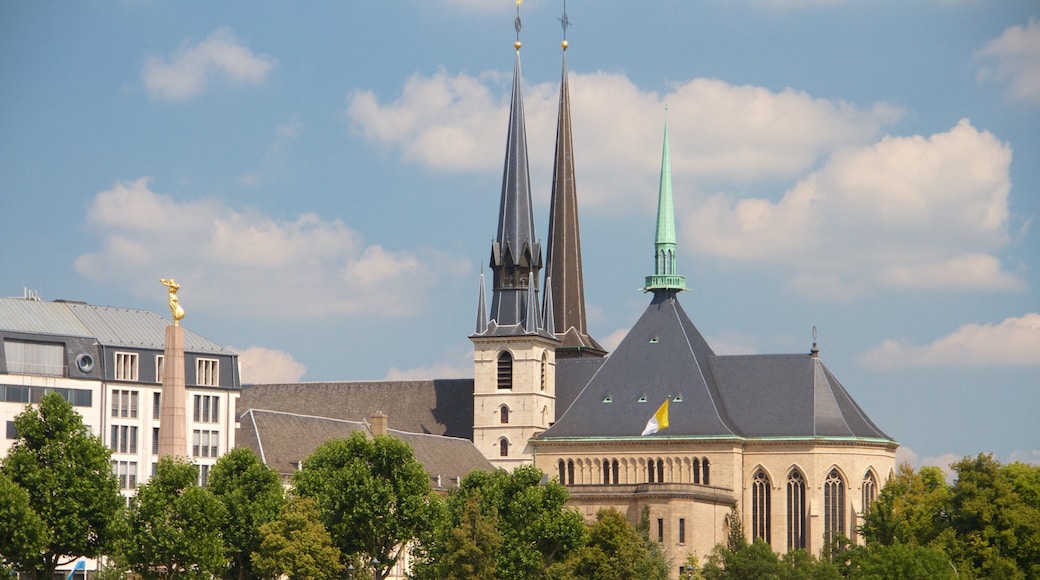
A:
[
  {"left": 119, "top": 456, "right": 227, "bottom": 579},
  {"left": 292, "top": 432, "right": 441, "bottom": 579},
  {"left": 841, "top": 542, "right": 956, "bottom": 579},
  {"left": 859, "top": 463, "right": 950, "bottom": 548},
  {"left": 0, "top": 472, "right": 49, "bottom": 574},
  {"left": 0, "top": 392, "right": 123, "bottom": 579},
  {"left": 252, "top": 496, "right": 341, "bottom": 580},
  {"left": 209, "top": 447, "right": 285, "bottom": 580},
  {"left": 550, "top": 508, "right": 669, "bottom": 580},
  {"left": 434, "top": 496, "right": 502, "bottom": 580}
]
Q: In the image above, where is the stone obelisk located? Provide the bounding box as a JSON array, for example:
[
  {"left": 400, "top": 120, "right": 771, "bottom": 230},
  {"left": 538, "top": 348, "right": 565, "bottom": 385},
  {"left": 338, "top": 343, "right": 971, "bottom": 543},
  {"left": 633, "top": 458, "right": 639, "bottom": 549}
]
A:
[{"left": 158, "top": 278, "right": 188, "bottom": 458}]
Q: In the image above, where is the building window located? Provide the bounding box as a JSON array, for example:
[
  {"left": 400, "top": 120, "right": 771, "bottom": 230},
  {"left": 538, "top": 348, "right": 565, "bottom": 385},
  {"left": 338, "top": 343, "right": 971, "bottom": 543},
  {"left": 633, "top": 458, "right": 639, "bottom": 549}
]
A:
[
  {"left": 114, "top": 352, "right": 139, "bottom": 381},
  {"left": 196, "top": 358, "right": 219, "bottom": 387},
  {"left": 657, "top": 459, "right": 665, "bottom": 483},
  {"left": 3, "top": 340, "right": 65, "bottom": 376},
  {"left": 199, "top": 464, "right": 210, "bottom": 487},
  {"left": 111, "top": 390, "right": 138, "bottom": 418},
  {"left": 112, "top": 460, "right": 138, "bottom": 489},
  {"left": 193, "top": 395, "right": 220, "bottom": 423},
  {"left": 787, "top": 470, "right": 807, "bottom": 551},
  {"left": 567, "top": 460, "right": 575, "bottom": 485},
  {"left": 862, "top": 471, "right": 877, "bottom": 518},
  {"left": 110, "top": 425, "right": 138, "bottom": 454},
  {"left": 499, "top": 438, "right": 509, "bottom": 457},
  {"left": 500, "top": 406, "right": 509, "bottom": 424},
  {"left": 153, "top": 392, "right": 161, "bottom": 420},
  {"left": 1, "top": 385, "right": 90, "bottom": 407},
  {"left": 558, "top": 460, "right": 566, "bottom": 483},
  {"left": 679, "top": 518, "right": 686, "bottom": 544},
  {"left": 603, "top": 459, "right": 610, "bottom": 484},
  {"left": 752, "top": 469, "right": 771, "bottom": 543},
  {"left": 702, "top": 457, "right": 710, "bottom": 485},
  {"left": 612, "top": 460, "right": 620, "bottom": 484},
  {"left": 693, "top": 458, "right": 701, "bottom": 484},
  {"left": 192, "top": 429, "right": 219, "bottom": 458},
  {"left": 155, "top": 354, "right": 164, "bottom": 383},
  {"left": 824, "top": 469, "right": 846, "bottom": 543},
  {"left": 6, "top": 421, "right": 17, "bottom": 439},
  {"left": 540, "top": 351, "right": 547, "bottom": 391},
  {"left": 657, "top": 518, "right": 664, "bottom": 543},
  {"left": 497, "top": 352, "right": 513, "bottom": 389},
  {"left": 648, "top": 458, "right": 655, "bottom": 483},
  {"left": 152, "top": 427, "right": 160, "bottom": 455}
]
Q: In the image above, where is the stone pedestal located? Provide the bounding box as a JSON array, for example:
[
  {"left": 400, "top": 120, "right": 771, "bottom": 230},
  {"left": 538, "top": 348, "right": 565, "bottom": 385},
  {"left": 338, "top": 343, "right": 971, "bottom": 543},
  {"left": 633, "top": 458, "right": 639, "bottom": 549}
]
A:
[{"left": 158, "top": 325, "right": 188, "bottom": 458}]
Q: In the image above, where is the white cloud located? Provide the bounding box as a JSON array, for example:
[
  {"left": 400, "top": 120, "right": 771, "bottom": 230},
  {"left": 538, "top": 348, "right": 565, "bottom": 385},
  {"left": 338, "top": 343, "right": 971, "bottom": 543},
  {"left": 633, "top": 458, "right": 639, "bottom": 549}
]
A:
[
  {"left": 241, "top": 117, "right": 304, "bottom": 186},
  {"left": 859, "top": 313, "right": 1040, "bottom": 370},
  {"left": 975, "top": 17, "right": 1040, "bottom": 105},
  {"left": 142, "top": 26, "right": 275, "bottom": 101},
  {"left": 686, "top": 119, "right": 1021, "bottom": 298},
  {"left": 346, "top": 70, "right": 899, "bottom": 209},
  {"left": 599, "top": 326, "right": 631, "bottom": 353},
  {"left": 1009, "top": 450, "right": 1040, "bottom": 465},
  {"left": 385, "top": 348, "right": 473, "bottom": 380},
  {"left": 236, "top": 346, "right": 307, "bottom": 383},
  {"left": 73, "top": 178, "right": 469, "bottom": 318}
]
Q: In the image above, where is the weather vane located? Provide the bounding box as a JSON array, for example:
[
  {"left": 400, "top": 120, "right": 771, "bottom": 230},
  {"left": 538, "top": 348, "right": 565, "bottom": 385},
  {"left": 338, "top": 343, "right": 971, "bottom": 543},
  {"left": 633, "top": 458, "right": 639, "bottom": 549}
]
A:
[
  {"left": 515, "top": 0, "right": 523, "bottom": 50},
  {"left": 560, "top": 0, "right": 570, "bottom": 41}
]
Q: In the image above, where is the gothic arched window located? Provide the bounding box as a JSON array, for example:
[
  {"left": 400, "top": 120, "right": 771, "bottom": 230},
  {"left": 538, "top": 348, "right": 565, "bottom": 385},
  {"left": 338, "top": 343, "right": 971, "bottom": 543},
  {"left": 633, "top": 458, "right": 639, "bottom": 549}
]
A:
[
  {"left": 752, "top": 469, "right": 771, "bottom": 543},
  {"left": 787, "top": 470, "right": 806, "bottom": 550},
  {"left": 693, "top": 458, "right": 701, "bottom": 484},
  {"left": 824, "top": 469, "right": 846, "bottom": 542},
  {"left": 497, "top": 351, "right": 513, "bottom": 389},
  {"left": 702, "top": 457, "right": 710, "bottom": 485},
  {"left": 499, "top": 438, "right": 508, "bottom": 457},
  {"left": 862, "top": 470, "right": 877, "bottom": 518},
  {"left": 541, "top": 351, "right": 548, "bottom": 391},
  {"left": 558, "top": 460, "right": 566, "bottom": 483},
  {"left": 567, "top": 460, "right": 575, "bottom": 485}
]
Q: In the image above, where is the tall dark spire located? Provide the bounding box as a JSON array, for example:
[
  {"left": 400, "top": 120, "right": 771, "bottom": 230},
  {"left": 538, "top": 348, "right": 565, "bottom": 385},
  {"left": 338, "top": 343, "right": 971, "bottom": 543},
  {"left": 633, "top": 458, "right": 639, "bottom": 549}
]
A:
[
  {"left": 543, "top": 4, "right": 606, "bottom": 358},
  {"left": 477, "top": 3, "right": 550, "bottom": 338}
]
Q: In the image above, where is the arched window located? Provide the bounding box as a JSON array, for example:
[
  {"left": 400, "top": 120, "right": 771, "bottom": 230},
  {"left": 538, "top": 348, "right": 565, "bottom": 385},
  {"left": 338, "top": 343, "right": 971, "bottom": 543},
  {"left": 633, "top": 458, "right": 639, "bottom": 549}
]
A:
[
  {"left": 500, "top": 406, "right": 509, "bottom": 424},
  {"left": 702, "top": 457, "right": 710, "bottom": 485},
  {"left": 540, "top": 352, "right": 547, "bottom": 391},
  {"left": 603, "top": 459, "right": 610, "bottom": 484},
  {"left": 862, "top": 470, "right": 877, "bottom": 517},
  {"left": 667, "top": 249, "right": 674, "bottom": 274},
  {"left": 787, "top": 470, "right": 806, "bottom": 550},
  {"left": 558, "top": 460, "right": 566, "bottom": 483},
  {"left": 499, "top": 438, "right": 508, "bottom": 457},
  {"left": 693, "top": 458, "right": 701, "bottom": 484},
  {"left": 497, "top": 351, "right": 513, "bottom": 389},
  {"left": 567, "top": 460, "right": 575, "bottom": 485},
  {"left": 647, "top": 458, "right": 655, "bottom": 483},
  {"left": 752, "top": 469, "right": 771, "bottom": 543},
  {"left": 824, "top": 469, "right": 846, "bottom": 542},
  {"left": 612, "top": 460, "right": 620, "bottom": 484},
  {"left": 657, "top": 459, "right": 665, "bottom": 483}
]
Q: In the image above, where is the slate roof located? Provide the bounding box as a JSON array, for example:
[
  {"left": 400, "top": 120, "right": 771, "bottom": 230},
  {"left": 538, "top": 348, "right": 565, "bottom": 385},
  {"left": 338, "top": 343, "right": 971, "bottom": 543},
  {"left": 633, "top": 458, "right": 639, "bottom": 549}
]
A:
[
  {"left": 542, "top": 291, "right": 893, "bottom": 442},
  {"left": 239, "top": 409, "right": 493, "bottom": 491},
  {"left": 238, "top": 379, "right": 474, "bottom": 440},
  {"left": 0, "top": 297, "right": 234, "bottom": 354}
]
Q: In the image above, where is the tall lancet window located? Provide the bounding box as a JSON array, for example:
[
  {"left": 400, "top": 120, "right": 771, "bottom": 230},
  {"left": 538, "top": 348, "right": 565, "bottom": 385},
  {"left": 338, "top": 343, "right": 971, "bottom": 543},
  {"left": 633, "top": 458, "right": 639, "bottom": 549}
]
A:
[
  {"left": 824, "top": 469, "right": 846, "bottom": 542},
  {"left": 862, "top": 471, "right": 878, "bottom": 518},
  {"left": 541, "top": 351, "right": 548, "bottom": 391},
  {"left": 497, "top": 351, "right": 513, "bottom": 389},
  {"left": 752, "top": 469, "right": 771, "bottom": 543},
  {"left": 787, "top": 470, "right": 807, "bottom": 550}
]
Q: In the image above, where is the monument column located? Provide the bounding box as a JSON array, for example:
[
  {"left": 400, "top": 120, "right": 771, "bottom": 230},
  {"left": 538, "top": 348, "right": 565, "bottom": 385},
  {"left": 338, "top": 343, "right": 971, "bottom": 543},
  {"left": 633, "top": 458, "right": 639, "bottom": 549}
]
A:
[{"left": 158, "top": 278, "right": 188, "bottom": 458}]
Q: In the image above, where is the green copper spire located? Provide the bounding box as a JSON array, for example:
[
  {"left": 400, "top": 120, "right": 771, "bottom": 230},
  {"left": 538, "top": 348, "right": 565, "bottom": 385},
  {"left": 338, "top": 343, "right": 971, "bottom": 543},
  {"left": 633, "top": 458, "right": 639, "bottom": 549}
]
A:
[{"left": 645, "top": 120, "right": 686, "bottom": 292}]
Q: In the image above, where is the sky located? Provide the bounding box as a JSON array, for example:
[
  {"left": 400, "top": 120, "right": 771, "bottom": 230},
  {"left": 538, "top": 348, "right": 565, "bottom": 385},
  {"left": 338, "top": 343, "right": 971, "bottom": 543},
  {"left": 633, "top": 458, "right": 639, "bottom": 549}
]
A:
[{"left": 1, "top": 1, "right": 1038, "bottom": 474}]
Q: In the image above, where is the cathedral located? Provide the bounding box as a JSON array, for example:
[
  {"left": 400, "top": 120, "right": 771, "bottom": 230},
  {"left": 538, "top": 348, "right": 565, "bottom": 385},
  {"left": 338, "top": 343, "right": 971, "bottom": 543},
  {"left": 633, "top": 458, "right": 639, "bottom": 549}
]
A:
[{"left": 239, "top": 7, "right": 898, "bottom": 572}]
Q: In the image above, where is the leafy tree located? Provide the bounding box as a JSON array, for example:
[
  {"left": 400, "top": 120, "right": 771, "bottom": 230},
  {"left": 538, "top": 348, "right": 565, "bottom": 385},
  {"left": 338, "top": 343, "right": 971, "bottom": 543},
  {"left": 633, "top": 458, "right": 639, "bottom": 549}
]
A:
[
  {"left": 415, "top": 465, "right": 586, "bottom": 580},
  {"left": 0, "top": 393, "right": 123, "bottom": 579},
  {"left": 702, "top": 538, "right": 781, "bottom": 580},
  {"left": 209, "top": 447, "right": 285, "bottom": 580},
  {"left": 0, "top": 472, "right": 49, "bottom": 574},
  {"left": 841, "top": 542, "right": 956, "bottom": 579},
  {"left": 119, "top": 457, "right": 227, "bottom": 579},
  {"left": 549, "top": 508, "right": 669, "bottom": 580},
  {"left": 859, "top": 463, "right": 951, "bottom": 548},
  {"left": 434, "top": 495, "right": 502, "bottom": 580},
  {"left": 292, "top": 432, "right": 441, "bottom": 580},
  {"left": 252, "top": 496, "right": 341, "bottom": 580}
]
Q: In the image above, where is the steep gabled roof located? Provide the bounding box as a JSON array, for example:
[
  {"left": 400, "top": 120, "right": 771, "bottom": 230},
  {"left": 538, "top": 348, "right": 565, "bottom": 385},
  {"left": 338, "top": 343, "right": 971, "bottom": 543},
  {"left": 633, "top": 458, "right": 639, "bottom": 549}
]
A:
[{"left": 542, "top": 291, "right": 738, "bottom": 438}]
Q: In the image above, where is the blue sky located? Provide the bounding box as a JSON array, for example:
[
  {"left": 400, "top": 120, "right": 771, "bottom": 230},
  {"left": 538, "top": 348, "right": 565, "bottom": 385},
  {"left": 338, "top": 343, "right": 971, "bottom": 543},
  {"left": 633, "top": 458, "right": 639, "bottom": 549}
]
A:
[{"left": 2, "top": 1, "right": 1038, "bottom": 472}]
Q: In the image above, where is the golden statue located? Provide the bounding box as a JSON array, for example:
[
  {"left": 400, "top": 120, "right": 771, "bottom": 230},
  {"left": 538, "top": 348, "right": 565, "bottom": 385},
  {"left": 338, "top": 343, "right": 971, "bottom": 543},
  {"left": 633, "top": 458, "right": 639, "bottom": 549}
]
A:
[{"left": 160, "top": 278, "right": 185, "bottom": 325}]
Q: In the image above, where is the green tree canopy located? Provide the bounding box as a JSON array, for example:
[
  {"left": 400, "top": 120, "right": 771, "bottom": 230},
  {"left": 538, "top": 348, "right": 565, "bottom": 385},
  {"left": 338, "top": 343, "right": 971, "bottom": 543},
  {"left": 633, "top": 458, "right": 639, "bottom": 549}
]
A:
[
  {"left": 291, "top": 432, "right": 441, "bottom": 580},
  {"left": 0, "top": 471, "right": 49, "bottom": 574},
  {"left": 209, "top": 447, "right": 285, "bottom": 580},
  {"left": 416, "top": 465, "right": 586, "bottom": 580},
  {"left": 548, "top": 508, "right": 669, "bottom": 580},
  {"left": 0, "top": 392, "right": 123, "bottom": 579},
  {"left": 119, "top": 456, "right": 227, "bottom": 579},
  {"left": 252, "top": 496, "right": 341, "bottom": 580}
]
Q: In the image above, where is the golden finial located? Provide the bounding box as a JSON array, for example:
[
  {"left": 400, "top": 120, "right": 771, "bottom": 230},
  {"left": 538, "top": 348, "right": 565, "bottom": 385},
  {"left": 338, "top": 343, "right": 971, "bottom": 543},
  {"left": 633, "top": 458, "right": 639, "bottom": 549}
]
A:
[
  {"left": 560, "top": 0, "right": 570, "bottom": 50},
  {"left": 160, "top": 278, "right": 185, "bottom": 326}
]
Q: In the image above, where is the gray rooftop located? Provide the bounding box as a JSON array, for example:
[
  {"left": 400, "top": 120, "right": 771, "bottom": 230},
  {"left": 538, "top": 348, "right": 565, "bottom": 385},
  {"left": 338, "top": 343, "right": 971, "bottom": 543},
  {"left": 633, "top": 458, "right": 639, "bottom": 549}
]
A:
[
  {"left": 542, "top": 291, "right": 893, "bottom": 442},
  {"left": 0, "top": 297, "right": 234, "bottom": 354}
]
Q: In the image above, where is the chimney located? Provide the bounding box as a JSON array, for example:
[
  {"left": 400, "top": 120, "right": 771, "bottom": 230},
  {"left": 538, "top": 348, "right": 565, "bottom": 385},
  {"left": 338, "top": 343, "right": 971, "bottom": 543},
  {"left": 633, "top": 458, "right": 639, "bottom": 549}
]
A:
[{"left": 371, "top": 412, "right": 388, "bottom": 437}]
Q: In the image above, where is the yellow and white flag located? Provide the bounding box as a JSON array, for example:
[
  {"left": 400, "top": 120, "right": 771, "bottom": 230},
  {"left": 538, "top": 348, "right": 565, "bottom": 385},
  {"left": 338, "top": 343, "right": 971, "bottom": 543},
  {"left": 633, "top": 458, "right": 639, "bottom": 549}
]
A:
[{"left": 641, "top": 399, "right": 670, "bottom": 436}]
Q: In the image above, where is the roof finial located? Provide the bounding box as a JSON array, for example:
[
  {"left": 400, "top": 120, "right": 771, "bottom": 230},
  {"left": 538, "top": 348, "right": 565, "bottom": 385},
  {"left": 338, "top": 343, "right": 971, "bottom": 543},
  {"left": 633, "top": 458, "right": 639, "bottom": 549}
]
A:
[
  {"left": 560, "top": 0, "right": 570, "bottom": 50},
  {"left": 514, "top": 0, "right": 523, "bottom": 51},
  {"left": 811, "top": 325, "right": 819, "bottom": 358}
]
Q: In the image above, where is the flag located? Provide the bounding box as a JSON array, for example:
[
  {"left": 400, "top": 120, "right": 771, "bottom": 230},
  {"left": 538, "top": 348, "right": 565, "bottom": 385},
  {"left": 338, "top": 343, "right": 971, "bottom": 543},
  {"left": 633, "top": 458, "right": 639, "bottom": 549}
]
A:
[
  {"left": 641, "top": 399, "right": 670, "bottom": 436},
  {"left": 64, "top": 561, "right": 84, "bottom": 580}
]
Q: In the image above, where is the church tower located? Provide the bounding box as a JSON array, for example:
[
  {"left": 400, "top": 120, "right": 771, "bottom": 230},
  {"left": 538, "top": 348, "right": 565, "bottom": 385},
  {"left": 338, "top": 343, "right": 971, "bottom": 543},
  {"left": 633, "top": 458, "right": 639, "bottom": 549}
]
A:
[
  {"left": 471, "top": 3, "right": 559, "bottom": 470},
  {"left": 544, "top": 4, "right": 606, "bottom": 359}
]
